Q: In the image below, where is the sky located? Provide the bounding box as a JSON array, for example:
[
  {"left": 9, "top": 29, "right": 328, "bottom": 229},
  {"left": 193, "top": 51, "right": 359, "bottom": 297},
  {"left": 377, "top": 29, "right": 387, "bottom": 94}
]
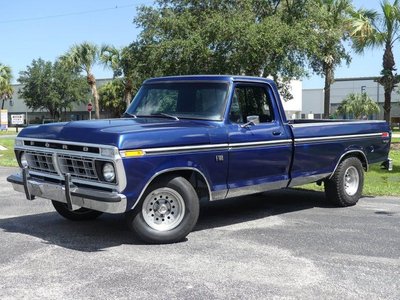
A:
[{"left": 0, "top": 0, "right": 396, "bottom": 89}]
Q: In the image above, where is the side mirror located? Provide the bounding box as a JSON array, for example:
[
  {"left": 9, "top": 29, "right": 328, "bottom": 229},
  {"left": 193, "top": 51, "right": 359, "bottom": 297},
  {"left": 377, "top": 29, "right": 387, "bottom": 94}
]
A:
[{"left": 241, "top": 115, "right": 259, "bottom": 128}]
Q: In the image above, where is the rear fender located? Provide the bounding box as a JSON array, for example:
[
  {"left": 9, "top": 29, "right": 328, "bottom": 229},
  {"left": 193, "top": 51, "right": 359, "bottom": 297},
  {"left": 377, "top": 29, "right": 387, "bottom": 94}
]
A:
[{"left": 329, "top": 149, "right": 368, "bottom": 179}]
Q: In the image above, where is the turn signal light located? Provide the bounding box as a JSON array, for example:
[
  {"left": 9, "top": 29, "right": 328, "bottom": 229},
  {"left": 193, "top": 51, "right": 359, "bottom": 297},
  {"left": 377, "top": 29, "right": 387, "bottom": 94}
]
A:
[{"left": 121, "top": 150, "right": 145, "bottom": 157}]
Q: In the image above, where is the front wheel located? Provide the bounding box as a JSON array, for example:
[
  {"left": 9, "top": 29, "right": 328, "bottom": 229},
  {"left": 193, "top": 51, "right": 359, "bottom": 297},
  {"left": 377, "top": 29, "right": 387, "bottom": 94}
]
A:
[
  {"left": 325, "top": 157, "right": 364, "bottom": 207},
  {"left": 126, "top": 175, "right": 200, "bottom": 244},
  {"left": 52, "top": 201, "right": 103, "bottom": 221}
]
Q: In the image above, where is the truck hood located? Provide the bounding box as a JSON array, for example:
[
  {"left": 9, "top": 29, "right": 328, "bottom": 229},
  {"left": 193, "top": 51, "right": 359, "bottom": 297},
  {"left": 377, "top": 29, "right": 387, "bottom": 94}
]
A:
[{"left": 17, "top": 118, "right": 220, "bottom": 149}]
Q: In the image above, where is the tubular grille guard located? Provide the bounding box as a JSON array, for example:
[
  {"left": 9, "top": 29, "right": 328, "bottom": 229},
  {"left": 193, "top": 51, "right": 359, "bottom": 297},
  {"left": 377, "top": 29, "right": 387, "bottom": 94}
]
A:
[
  {"left": 57, "top": 154, "right": 98, "bottom": 181},
  {"left": 25, "top": 151, "right": 58, "bottom": 174}
]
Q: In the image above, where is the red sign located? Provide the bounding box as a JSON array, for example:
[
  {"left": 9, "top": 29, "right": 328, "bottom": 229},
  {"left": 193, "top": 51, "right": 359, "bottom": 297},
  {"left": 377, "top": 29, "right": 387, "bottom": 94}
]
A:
[{"left": 87, "top": 103, "right": 93, "bottom": 112}]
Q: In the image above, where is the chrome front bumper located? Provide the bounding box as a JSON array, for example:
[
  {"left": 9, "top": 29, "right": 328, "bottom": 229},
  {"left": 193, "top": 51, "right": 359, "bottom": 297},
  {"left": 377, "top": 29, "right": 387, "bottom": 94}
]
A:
[{"left": 7, "top": 169, "right": 127, "bottom": 214}]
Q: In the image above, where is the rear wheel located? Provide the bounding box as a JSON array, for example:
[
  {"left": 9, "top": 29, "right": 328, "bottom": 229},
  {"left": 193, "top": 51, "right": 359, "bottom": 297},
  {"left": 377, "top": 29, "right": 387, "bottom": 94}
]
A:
[
  {"left": 126, "top": 175, "right": 200, "bottom": 244},
  {"left": 325, "top": 157, "right": 364, "bottom": 207},
  {"left": 52, "top": 201, "right": 103, "bottom": 221}
]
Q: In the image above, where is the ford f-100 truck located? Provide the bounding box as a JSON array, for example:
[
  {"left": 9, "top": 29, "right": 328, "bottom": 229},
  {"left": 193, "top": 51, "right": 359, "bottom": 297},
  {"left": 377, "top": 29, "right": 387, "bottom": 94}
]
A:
[{"left": 7, "top": 75, "right": 392, "bottom": 243}]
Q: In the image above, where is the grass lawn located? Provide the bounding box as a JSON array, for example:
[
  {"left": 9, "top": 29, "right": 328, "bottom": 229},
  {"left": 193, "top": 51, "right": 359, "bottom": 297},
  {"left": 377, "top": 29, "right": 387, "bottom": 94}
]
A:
[
  {"left": 0, "top": 137, "right": 18, "bottom": 167},
  {"left": 0, "top": 130, "right": 17, "bottom": 136},
  {"left": 392, "top": 137, "right": 400, "bottom": 143},
  {"left": 1, "top": 136, "right": 400, "bottom": 196},
  {"left": 363, "top": 150, "right": 400, "bottom": 196}
]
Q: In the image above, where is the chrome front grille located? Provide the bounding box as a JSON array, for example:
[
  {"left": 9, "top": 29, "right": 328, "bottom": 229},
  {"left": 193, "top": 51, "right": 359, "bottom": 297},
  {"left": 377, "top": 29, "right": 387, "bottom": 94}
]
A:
[
  {"left": 24, "top": 151, "right": 99, "bottom": 181},
  {"left": 26, "top": 151, "right": 58, "bottom": 174},
  {"left": 57, "top": 154, "right": 98, "bottom": 181},
  {"left": 15, "top": 138, "right": 124, "bottom": 189}
]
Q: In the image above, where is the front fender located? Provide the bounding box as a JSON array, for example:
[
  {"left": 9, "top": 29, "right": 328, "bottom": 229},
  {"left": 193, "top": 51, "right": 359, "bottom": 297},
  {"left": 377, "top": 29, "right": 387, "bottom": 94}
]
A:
[{"left": 121, "top": 154, "right": 216, "bottom": 210}]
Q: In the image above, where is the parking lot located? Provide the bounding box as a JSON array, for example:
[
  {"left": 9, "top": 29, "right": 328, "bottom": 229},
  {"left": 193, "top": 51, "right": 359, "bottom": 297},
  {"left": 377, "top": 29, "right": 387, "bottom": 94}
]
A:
[{"left": 0, "top": 166, "right": 399, "bottom": 299}]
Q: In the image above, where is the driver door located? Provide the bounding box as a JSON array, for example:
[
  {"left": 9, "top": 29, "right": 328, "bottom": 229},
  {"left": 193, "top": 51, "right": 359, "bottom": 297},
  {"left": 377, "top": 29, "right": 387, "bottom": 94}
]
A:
[{"left": 226, "top": 83, "right": 292, "bottom": 197}]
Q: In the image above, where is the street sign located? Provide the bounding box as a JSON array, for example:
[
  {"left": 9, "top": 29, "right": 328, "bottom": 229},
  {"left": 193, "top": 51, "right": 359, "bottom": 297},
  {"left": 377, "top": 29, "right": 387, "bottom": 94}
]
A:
[
  {"left": 87, "top": 103, "right": 93, "bottom": 112},
  {"left": 11, "top": 114, "right": 24, "bottom": 125},
  {"left": 0, "top": 110, "right": 8, "bottom": 131}
]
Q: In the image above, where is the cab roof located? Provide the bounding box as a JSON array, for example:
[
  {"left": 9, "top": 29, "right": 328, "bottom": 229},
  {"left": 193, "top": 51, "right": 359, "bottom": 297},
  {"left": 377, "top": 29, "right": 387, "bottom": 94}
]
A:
[{"left": 143, "top": 75, "right": 276, "bottom": 85}]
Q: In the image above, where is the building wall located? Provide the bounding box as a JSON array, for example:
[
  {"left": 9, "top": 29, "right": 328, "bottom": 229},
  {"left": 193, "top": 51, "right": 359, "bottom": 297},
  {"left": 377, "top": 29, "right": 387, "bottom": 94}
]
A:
[
  {"left": 301, "top": 88, "right": 324, "bottom": 119},
  {"left": 3, "top": 78, "right": 113, "bottom": 125},
  {"left": 303, "top": 77, "right": 400, "bottom": 120},
  {"left": 280, "top": 80, "right": 302, "bottom": 120}
]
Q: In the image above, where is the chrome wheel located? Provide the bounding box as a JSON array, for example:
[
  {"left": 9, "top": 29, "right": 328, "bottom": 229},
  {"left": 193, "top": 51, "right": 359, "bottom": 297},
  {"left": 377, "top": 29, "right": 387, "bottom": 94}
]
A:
[
  {"left": 142, "top": 187, "right": 186, "bottom": 231},
  {"left": 343, "top": 166, "right": 359, "bottom": 196}
]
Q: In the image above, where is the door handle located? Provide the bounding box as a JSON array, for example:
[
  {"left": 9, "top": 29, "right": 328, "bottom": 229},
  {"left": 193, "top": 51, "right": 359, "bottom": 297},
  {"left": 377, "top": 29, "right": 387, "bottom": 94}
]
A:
[{"left": 272, "top": 131, "right": 282, "bottom": 136}]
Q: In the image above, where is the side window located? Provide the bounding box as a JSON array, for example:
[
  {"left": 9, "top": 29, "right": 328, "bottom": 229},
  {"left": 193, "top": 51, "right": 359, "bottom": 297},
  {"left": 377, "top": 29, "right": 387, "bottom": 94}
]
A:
[{"left": 229, "top": 85, "right": 274, "bottom": 123}]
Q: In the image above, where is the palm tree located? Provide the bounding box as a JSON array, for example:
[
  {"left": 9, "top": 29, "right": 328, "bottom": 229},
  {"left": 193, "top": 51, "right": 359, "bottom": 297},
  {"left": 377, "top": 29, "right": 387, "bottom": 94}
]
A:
[
  {"left": 0, "top": 63, "right": 13, "bottom": 109},
  {"left": 100, "top": 45, "right": 137, "bottom": 109},
  {"left": 60, "top": 42, "right": 101, "bottom": 119},
  {"left": 100, "top": 45, "right": 121, "bottom": 77},
  {"left": 310, "top": 0, "right": 353, "bottom": 119},
  {"left": 337, "top": 93, "right": 380, "bottom": 119},
  {"left": 350, "top": 0, "right": 400, "bottom": 122}
]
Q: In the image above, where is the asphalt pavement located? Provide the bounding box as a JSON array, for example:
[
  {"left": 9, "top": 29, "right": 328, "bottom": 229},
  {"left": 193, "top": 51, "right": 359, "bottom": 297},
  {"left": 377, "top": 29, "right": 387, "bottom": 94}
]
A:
[{"left": 0, "top": 166, "right": 399, "bottom": 299}]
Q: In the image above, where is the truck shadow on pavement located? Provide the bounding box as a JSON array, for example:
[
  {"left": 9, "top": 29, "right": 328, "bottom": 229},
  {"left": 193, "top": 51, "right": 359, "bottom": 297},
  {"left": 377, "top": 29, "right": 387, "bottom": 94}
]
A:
[
  {"left": 0, "top": 188, "right": 333, "bottom": 251},
  {"left": 195, "top": 188, "right": 334, "bottom": 231}
]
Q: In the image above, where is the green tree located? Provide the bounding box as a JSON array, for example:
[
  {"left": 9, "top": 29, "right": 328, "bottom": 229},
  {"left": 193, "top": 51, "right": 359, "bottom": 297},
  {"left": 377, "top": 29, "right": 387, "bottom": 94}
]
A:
[
  {"left": 60, "top": 42, "right": 101, "bottom": 119},
  {"left": 52, "top": 61, "right": 89, "bottom": 120},
  {"left": 98, "top": 79, "right": 125, "bottom": 118},
  {"left": 0, "top": 63, "right": 13, "bottom": 109},
  {"left": 350, "top": 0, "right": 400, "bottom": 122},
  {"left": 18, "top": 58, "right": 87, "bottom": 120},
  {"left": 130, "top": 0, "right": 316, "bottom": 99},
  {"left": 100, "top": 45, "right": 139, "bottom": 109},
  {"left": 308, "top": 0, "right": 353, "bottom": 119},
  {"left": 337, "top": 93, "right": 380, "bottom": 119}
]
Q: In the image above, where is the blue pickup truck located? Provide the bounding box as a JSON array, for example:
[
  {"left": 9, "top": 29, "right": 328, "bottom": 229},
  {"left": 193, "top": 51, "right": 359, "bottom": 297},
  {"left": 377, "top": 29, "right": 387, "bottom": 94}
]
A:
[{"left": 7, "top": 75, "right": 391, "bottom": 243}]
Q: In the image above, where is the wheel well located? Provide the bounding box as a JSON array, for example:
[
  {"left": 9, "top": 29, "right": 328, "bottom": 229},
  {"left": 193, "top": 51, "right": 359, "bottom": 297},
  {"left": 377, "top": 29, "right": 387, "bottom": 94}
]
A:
[
  {"left": 150, "top": 170, "right": 211, "bottom": 203},
  {"left": 327, "top": 151, "right": 368, "bottom": 181},
  {"left": 338, "top": 151, "right": 368, "bottom": 171}
]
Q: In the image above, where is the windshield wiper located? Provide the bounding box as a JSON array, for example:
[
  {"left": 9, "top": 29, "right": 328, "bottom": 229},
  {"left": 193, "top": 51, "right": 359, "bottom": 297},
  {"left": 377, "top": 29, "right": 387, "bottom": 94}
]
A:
[
  {"left": 122, "top": 112, "right": 137, "bottom": 118},
  {"left": 151, "top": 113, "right": 180, "bottom": 120}
]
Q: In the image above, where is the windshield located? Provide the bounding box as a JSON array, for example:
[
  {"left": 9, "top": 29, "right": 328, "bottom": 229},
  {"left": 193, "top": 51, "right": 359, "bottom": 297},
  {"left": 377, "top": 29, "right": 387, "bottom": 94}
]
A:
[{"left": 126, "top": 82, "right": 229, "bottom": 120}]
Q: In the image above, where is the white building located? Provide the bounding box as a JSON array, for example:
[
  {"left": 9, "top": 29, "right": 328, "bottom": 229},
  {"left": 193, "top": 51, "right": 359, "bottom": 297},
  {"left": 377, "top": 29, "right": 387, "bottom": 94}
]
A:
[
  {"left": 280, "top": 80, "right": 303, "bottom": 120},
  {"left": 302, "top": 76, "right": 400, "bottom": 120}
]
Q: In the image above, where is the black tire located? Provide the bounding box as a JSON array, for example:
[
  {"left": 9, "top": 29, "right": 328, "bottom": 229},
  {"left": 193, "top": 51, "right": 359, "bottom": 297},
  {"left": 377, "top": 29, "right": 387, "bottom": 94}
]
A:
[
  {"left": 52, "top": 201, "right": 103, "bottom": 221},
  {"left": 325, "top": 157, "right": 364, "bottom": 207},
  {"left": 126, "top": 175, "right": 200, "bottom": 244}
]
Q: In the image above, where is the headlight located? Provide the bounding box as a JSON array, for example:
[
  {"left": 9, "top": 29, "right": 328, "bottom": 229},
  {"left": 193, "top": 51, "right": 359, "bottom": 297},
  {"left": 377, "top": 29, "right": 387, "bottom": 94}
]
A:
[
  {"left": 102, "top": 163, "right": 115, "bottom": 182},
  {"left": 20, "top": 152, "right": 29, "bottom": 168}
]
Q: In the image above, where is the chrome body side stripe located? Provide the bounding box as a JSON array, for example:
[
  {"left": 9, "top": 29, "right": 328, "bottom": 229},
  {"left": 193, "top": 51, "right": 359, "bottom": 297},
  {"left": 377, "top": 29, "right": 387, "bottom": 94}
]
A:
[
  {"left": 142, "top": 143, "right": 229, "bottom": 155},
  {"left": 294, "top": 133, "right": 382, "bottom": 143},
  {"left": 121, "top": 132, "right": 383, "bottom": 156},
  {"left": 228, "top": 139, "right": 292, "bottom": 149},
  {"left": 290, "top": 120, "right": 386, "bottom": 128},
  {"left": 122, "top": 139, "right": 293, "bottom": 157}
]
